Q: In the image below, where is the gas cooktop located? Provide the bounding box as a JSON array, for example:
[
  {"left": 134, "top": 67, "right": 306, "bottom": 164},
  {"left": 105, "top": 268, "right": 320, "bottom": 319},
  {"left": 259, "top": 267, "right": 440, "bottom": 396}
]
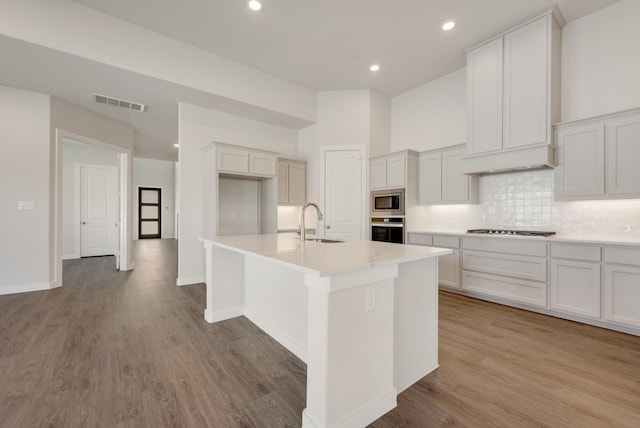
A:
[{"left": 466, "top": 229, "right": 556, "bottom": 237}]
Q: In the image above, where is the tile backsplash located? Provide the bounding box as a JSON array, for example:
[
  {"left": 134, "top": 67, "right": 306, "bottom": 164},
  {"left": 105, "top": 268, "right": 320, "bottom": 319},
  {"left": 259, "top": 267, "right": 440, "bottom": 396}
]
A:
[{"left": 413, "top": 169, "right": 640, "bottom": 238}]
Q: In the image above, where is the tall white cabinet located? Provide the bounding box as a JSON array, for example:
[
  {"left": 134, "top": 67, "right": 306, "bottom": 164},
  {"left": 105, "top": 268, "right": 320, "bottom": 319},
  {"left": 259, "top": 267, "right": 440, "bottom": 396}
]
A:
[
  {"left": 555, "top": 108, "right": 640, "bottom": 200},
  {"left": 464, "top": 9, "right": 563, "bottom": 174}
]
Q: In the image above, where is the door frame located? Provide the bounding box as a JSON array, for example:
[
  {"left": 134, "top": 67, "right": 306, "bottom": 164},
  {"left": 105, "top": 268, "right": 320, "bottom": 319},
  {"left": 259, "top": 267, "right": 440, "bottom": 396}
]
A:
[
  {"left": 320, "top": 145, "right": 367, "bottom": 240},
  {"left": 75, "top": 163, "right": 119, "bottom": 257},
  {"left": 137, "top": 186, "right": 162, "bottom": 239},
  {"left": 53, "top": 129, "right": 133, "bottom": 288}
]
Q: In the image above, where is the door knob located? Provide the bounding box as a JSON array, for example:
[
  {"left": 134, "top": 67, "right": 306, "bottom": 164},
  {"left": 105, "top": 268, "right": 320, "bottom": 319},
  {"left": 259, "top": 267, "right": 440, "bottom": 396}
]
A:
[
  {"left": 326, "top": 225, "right": 331, "bottom": 229},
  {"left": 81, "top": 221, "right": 87, "bottom": 225}
]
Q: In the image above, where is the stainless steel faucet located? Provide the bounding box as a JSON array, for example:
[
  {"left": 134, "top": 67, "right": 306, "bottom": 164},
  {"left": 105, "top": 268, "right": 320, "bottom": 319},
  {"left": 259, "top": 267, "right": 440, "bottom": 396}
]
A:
[{"left": 300, "top": 202, "right": 324, "bottom": 241}]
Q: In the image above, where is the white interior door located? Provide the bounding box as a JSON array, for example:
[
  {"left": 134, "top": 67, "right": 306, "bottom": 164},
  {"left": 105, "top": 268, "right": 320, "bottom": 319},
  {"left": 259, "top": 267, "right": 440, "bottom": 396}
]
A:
[
  {"left": 324, "top": 149, "right": 363, "bottom": 241},
  {"left": 81, "top": 166, "right": 118, "bottom": 257}
]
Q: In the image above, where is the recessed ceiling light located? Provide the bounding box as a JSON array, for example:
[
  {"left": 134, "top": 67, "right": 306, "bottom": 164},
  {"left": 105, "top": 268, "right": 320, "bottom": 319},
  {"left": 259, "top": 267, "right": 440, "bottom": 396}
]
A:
[
  {"left": 248, "top": 0, "right": 262, "bottom": 11},
  {"left": 442, "top": 20, "right": 456, "bottom": 31},
  {"left": 370, "top": 64, "right": 380, "bottom": 72},
  {"left": 173, "top": 143, "right": 179, "bottom": 148}
]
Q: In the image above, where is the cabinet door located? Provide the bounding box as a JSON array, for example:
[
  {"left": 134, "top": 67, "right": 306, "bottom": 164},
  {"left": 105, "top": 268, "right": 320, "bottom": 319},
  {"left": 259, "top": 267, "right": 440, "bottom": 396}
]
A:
[
  {"left": 555, "top": 122, "right": 605, "bottom": 199},
  {"left": 218, "top": 146, "right": 249, "bottom": 173},
  {"left": 467, "top": 38, "right": 503, "bottom": 155},
  {"left": 604, "top": 264, "right": 640, "bottom": 328},
  {"left": 277, "top": 161, "right": 289, "bottom": 204},
  {"left": 249, "top": 152, "right": 277, "bottom": 176},
  {"left": 288, "top": 162, "right": 306, "bottom": 204},
  {"left": 370, "top": 158, "right": 388, "bottom": 190},
  {"left": 386, "top": 153, "right": 406, "bottom": 188},
  {"left": 439, "top": 249, "right": 460, "bottom": 289},
  {"left": 606, "top": 113, "right": 640, "bottom": 196},
  {"left": 419, "top": 154, "right": 442, "bottom": 203},
  {"left": 503, "top": 16, "right": 549, "bottom": 149},
  {"left": 550, "top": 259, "right": 601, "bottom": 318},
  {"left": 442, "top": 151, "right": 471, "bottom": 203}
]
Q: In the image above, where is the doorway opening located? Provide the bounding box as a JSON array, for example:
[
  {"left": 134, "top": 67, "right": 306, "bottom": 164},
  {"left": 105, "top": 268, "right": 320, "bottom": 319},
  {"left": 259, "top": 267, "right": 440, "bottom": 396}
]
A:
[{"left": 138, "top": 187, "right": 162, "bottom": 239}]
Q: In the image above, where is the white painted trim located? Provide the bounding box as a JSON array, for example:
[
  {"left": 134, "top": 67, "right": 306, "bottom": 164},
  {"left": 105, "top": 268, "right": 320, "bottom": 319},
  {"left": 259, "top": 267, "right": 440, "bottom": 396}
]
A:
[
  {"left": 319, "top": 145, "right": 368, "bottom": 240},
  {"left": 301, "top": 389, "right": 397, "bottom": 428},
  {"left": 204, "top": 306, "right": 244, "bottom": 323},
  {"left": 244, "top": 308, "right": 308, "bottom": 362},
  {"left": 0, "top": 281, "right": 61, "bottom": 296},
  {"left": 62, "top": 253, "right": 78, "bottom": 260},
  {"left": 54, "top": 129, "right": 134, "bottom": 288},
  {"left": 176, "top": 275, "right": 205, "bottom": 286},
  {"left": 396, "top": 363, "right": 439, "bottom": 393}
]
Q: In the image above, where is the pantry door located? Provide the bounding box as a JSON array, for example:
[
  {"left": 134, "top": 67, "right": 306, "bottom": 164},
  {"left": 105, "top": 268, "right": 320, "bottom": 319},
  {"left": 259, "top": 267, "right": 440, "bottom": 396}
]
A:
[{"left": 323, "top": 147, "right": 365, "bottom": 241}]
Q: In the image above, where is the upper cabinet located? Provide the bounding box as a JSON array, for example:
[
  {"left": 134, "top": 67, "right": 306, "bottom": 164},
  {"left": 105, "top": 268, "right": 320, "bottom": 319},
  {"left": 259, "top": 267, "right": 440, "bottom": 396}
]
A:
[
  {"left": 218, "top": 144, "right": 277, "bottom": 177},
  {"left": 555, "top": 108, "right": 640, "bottom": 200},
  {"left": 370, "top": 151, "right": 417, "bottom": 190},
  {"left": 419, "top": 145, "right": 478, "bottom": 204},
  {"left": 278, "top": 158, "right": 307, "bottom": 205},
  {"left": 464, "top": 10, "right": 564, "bottom": 174}
]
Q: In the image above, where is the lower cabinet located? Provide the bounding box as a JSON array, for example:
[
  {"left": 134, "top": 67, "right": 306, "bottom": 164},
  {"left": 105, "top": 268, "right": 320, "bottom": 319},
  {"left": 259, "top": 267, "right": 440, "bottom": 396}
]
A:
[
  {"left": 549, "top": 243, "right": 602, "bottom": 318},
  {"left": 407, "top": 233, "right": 460, "bottom": 289},
  {"left": 462, "top": 236, "right": 548, "bottom": 307},
  {"left": 604, "top": 247, "right": 640, "bottom": 328}
]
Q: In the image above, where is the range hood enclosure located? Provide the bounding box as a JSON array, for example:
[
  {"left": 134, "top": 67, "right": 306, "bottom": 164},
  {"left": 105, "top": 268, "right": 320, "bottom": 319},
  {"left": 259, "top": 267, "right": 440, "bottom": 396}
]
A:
[{"left": 461, "top": 144, "right": 555, "bottom": 175}]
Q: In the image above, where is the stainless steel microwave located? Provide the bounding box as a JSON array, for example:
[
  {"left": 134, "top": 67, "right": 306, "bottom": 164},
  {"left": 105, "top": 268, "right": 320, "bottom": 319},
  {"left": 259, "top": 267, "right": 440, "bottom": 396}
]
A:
[{"left": 371, "top": 188, "right": 405, "bottom": 216}]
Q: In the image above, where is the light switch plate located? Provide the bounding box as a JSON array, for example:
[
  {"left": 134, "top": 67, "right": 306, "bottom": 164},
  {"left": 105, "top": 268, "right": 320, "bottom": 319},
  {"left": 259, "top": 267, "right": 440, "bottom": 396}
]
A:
[{"left": 18, "top": 201, "right": 35, "bottom": 210}]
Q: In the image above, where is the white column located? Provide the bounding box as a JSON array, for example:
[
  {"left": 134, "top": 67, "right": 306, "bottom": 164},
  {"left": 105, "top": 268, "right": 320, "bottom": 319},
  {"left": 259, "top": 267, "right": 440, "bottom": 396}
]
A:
[
  {"left": 203, "top": 244, "right": 245, "bottom": 323},
  {"left": 302, "top": 265, "right": 398, "bottom": 428}
]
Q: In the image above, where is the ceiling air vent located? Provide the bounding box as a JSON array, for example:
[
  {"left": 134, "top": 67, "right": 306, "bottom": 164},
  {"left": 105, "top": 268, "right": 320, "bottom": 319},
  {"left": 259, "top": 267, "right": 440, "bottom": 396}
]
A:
[{"left": 93, "top": 93, "right": 146, "bottom": 112}]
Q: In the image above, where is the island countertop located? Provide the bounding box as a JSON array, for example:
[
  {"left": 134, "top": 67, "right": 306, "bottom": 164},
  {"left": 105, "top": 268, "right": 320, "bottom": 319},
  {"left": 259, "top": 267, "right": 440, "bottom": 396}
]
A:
[{"left": 201, "top": 233, "right": 451, "bottom": 277}]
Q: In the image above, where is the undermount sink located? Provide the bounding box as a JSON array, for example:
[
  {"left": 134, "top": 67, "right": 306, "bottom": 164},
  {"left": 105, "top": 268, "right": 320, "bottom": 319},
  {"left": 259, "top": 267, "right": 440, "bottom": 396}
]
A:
[{"left": 304, "top": 238, "right": 344, "bottom": 243}]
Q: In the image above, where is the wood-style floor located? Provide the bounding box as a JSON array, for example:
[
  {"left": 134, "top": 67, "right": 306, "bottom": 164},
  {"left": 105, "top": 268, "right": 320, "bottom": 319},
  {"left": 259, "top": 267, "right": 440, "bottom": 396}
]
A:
[{"left": 0, "top": 239, "right": 638, "bottom": 427}]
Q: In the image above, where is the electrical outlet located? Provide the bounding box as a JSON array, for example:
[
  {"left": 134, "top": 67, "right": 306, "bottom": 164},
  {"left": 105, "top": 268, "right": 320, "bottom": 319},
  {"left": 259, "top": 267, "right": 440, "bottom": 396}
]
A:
[
  {"left": 616, "top": 224, "right": 632, "bottom": 232},
  {"left": 365, "top": 288, "right": 376, "bottom": 311},
  {"left": 18, "top": 201, "right": 35, "bottom": 210}
]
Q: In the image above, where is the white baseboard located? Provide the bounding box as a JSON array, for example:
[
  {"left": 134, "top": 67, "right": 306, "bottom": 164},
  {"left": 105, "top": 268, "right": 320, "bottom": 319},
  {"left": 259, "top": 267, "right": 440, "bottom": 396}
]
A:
[
  {"left": 176, "top": 275, "right": 205, "bottom": 286},
  {"left": 396, "top": 363, "right": 439, "bottom": 394},
  {"left": 244, "top": 308, "right": 308, "bottom": 363},
  {"left": 204, "top": 306, "right": 244, "bottom": 323},
  {"left": 0, "top": 281, "right": 60, "bottom": 296},
  {"left": 62, "top": 253, "right": 79, "bottom": 260}
]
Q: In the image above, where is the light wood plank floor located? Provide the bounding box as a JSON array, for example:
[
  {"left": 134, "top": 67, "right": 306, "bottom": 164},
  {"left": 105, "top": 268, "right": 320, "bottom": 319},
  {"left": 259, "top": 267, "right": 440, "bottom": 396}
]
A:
[{"left": 0, "top": 239, "right": 638, "bottom": 427}]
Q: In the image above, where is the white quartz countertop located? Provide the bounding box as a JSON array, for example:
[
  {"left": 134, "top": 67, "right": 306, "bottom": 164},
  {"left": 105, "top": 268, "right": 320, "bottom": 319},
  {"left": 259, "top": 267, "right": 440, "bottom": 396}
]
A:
[
  {"left": 407, "top": 229, "right": 640, "bottom": 247},
  {"left": 201, "top": 233, "right": 452, "bottom": 276}
]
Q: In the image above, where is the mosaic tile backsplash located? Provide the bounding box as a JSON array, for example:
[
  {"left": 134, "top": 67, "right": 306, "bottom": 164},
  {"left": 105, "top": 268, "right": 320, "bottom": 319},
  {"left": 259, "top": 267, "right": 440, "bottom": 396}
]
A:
[{"left": 414, "top": 169, "right": 640, "bottom": 238}]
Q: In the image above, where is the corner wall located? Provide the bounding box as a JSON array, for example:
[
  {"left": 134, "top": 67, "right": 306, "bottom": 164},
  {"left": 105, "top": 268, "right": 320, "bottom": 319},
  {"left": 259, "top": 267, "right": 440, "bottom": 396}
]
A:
[{"left": 0, "top": 85, "right": 51, "bottom": 294}]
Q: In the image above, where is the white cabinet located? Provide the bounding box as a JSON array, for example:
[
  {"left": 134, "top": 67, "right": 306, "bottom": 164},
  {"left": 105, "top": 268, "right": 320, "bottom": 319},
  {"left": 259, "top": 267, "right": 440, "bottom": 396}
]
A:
[
  {"left": 550, "top": 244, "right": 602, "bottom": 318},
  {"left": 463, "top": 11, "right": 562, "bottom": 173},
  {"left": 370, "top": 151, "right": 416, "bottom": 190},
  {"left": 462, "top": 236, "right": 548, "bottom": 307},
  {"left": 419, "top": 145, "right": 478, "bottom": 204},
  {"left": 555, "top": 109, "right": 640, "bottom": 200},
  {"left": 555, "top": 122, "right": 605, "bottom": 199},
  {"left": 407, "top": 233, "right": 461, "bottom": 289},
  {"left": 218, "top": 144, "right": 277, "bottom": 177},
  {"left": 277, "top": 159, "right": 306, "bottom": 205},
  {"left": 604, "top": 247, "right": 640, "bottom": 328}
]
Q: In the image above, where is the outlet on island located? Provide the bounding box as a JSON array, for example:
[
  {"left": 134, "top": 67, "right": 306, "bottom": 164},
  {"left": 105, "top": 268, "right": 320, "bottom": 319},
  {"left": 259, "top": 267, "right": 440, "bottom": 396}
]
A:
[{"left": 365, "top": 288, "right": 376, "bottom": 311}]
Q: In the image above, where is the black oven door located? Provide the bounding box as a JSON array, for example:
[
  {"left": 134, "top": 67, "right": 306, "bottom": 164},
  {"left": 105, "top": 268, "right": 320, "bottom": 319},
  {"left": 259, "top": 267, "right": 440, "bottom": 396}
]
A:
[{"left": 371, "top": 225, "right": 404, "bottom": 244}]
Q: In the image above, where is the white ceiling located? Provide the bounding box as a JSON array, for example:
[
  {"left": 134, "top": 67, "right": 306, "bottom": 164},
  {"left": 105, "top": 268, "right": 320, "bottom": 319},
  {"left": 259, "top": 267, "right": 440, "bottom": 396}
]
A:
[{"left": 0, "top": 0, "right": 621, "bottom": 161}]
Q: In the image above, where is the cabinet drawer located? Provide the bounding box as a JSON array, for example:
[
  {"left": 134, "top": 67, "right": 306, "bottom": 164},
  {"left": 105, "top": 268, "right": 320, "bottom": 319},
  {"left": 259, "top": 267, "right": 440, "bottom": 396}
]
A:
[
  {"left": 218, "top": 147, "right": 249, "bottom": 173},
  {"left": 462, "top": 270, "right": 547, "bottom": 307},
  {"left": 463, "top": 250, "right": 547, "bottom": 282},
  {"left": 433, "top": 235, "right": 460, "bottom": 249},
  {"left": 463, "top": 236, "right": 547, "bottom": 257},
  {"left": 250, "top": 152, "right": 277, "bottom": 176},
  {"left": 551, "top": 244, "right": 601, "bottom": 262},
  {"left": 604, "top": 247, "right": 640, "bottom": 266},
  {"left": 407, "top": 233, "right": 433, "bottom": 246}
]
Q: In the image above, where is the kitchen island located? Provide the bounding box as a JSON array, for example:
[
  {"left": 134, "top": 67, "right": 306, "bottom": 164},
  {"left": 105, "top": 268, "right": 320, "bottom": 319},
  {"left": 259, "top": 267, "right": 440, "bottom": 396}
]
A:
[{"left": 201, "top": 233, "right": 451, "bottom": 428}]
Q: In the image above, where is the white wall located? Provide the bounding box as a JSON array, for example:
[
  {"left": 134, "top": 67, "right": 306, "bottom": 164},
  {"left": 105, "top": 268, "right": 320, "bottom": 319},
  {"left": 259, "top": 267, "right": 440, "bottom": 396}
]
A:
[
  {"left": 369, "top": 90, "right": 391, "bottom": 158},
  {"left": 562, "top": 0, "right": 640, "bottom": 122},
  {"left": 133, "top": 157, "right": 176, "bottom": 239},
  {"left": 62, "top": 139, "right": 118, "bottom": 258},
  {"left": 177, "top": 103, "right": 299, "bottom": 285},
  {"left": 390, "top": 68, "right": 467, "bottom": 153},
  {"left": 0, "top": 85, "right": 51, "bottom": 294}
]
